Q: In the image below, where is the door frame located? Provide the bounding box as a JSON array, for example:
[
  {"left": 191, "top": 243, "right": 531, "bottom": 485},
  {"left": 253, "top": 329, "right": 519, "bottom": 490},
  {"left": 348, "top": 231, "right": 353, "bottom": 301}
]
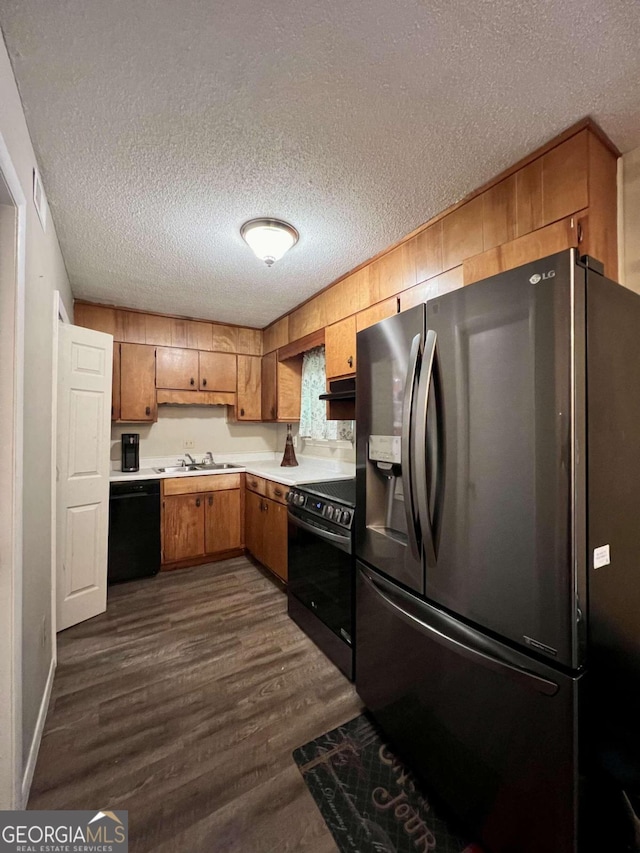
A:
[
  {"left": 51, "top": 292, "right": 70, "bottom": 656},
  {"left": 0, "top": 133, "right": 26, "bottom": 809}
]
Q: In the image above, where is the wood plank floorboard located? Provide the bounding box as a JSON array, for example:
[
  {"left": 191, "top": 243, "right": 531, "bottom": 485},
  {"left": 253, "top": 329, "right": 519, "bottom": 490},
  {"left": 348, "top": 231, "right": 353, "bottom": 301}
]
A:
[{"left": 29, "top": 557, "right": 363, "bottom": 852}]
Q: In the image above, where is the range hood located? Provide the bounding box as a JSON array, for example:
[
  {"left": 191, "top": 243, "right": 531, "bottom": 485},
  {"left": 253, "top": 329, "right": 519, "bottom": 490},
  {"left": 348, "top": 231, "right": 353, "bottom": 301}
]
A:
[{"left": 319, "top": 377, "right": 356, "bottom": 402}]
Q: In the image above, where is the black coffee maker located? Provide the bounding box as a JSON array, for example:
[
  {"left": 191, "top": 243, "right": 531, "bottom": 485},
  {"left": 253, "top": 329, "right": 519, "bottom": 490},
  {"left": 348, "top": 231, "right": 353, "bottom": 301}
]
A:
[{"left": 121, "top": 434, "right": 140, "bottom": 472}]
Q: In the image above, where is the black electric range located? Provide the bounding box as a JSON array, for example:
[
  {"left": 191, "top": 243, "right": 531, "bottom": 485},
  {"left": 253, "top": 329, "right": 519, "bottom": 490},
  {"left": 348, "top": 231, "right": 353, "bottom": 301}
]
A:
[{"left": 286, "top": 479, "right": 356, "bottom": 680}]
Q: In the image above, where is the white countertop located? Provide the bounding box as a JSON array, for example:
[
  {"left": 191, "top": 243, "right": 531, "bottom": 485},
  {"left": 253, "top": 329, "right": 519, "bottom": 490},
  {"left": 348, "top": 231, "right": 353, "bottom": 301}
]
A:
[{"left": 110, "top": 453, "right": 355, "bottom": 487}]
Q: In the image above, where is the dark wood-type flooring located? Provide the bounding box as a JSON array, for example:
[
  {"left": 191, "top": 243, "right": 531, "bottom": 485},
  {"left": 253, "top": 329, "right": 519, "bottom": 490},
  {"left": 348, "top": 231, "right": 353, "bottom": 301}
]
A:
[{"left": 29, "top": 557, "right": 363, "bottom": 852}]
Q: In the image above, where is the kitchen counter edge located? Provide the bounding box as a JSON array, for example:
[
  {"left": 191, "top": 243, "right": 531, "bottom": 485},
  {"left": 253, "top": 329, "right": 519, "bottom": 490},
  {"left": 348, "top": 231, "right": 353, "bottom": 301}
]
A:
[{"left": 109, "top": 464, "right": 355, "bottom": 488}]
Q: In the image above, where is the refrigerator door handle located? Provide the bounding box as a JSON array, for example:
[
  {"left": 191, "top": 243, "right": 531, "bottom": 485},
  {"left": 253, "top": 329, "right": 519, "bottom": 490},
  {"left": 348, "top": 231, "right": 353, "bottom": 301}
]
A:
[
  {"left": 415, "top": 329, "right": 437, "bottom": 565},
  {"left": 401, "top": 333, "right": 422, "bottom": 560},
  {"left": 360, "top": 568, "right": 559, "bottom": 697}
]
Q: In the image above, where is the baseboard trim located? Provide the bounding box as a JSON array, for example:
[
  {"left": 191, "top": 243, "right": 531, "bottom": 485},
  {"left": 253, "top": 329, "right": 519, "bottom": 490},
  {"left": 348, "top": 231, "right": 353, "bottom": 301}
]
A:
[{"left": 21, "top": 656, "right": 55, "bottom": 807}]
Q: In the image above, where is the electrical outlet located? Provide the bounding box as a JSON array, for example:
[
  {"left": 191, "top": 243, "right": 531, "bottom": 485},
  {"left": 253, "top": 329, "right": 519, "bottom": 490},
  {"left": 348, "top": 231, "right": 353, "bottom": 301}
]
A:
[
  {"left": 292, "top": 435, "right": 298, "bottom": 448},
  {"left": 183, "top": 439, "right": 195, "bottom": 449}
]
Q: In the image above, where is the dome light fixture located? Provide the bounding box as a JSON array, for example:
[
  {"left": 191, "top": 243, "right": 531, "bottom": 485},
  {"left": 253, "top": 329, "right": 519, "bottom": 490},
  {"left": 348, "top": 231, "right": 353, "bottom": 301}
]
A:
[{"left": 240, "top": 218, "right": 299, "bottom": 266}]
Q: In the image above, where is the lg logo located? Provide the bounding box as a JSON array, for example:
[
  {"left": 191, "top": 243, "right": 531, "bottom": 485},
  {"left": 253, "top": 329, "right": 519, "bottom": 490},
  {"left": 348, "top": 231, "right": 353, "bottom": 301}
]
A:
[{"left": 529, "top": 270, "right": 555, "bottom": 284}]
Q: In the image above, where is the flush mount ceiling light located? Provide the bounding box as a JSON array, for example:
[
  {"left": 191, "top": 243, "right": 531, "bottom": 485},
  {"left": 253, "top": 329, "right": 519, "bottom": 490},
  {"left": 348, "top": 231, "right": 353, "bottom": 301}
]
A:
[{"left": 240, "top": 218, "right": 299, "bottom": 266}]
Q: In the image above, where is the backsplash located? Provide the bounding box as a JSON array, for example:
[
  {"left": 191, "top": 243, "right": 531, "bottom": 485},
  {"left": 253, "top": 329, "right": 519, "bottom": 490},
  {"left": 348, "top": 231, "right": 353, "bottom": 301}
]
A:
[
  {"left": 110, "top": 407, "right": 280, "bottom": 463},
  {"left": 111, "top": 408, "right": 355, "bottom": 465}
]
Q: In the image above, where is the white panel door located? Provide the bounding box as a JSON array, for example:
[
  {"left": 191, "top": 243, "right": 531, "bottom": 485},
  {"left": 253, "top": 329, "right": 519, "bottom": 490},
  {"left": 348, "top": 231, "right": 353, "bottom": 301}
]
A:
[{"left": 57, "top": 324, "right": 113, "bottom": 631}]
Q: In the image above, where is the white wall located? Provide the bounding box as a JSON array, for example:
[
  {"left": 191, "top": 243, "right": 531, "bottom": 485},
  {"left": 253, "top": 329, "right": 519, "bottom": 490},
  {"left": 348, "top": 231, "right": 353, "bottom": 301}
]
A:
[
  {"left": 0, "top": 40, "right": 73, "bottom": 776},
  {"left": 621, "top": 145, "right": 640, "bottom": 292},
  {"left": 111, "top": 407, "right": 281, "bottom": 463}
]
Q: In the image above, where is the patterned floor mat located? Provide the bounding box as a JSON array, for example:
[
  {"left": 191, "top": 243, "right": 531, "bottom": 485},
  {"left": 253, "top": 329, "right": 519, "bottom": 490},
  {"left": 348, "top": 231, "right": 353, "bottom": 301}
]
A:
[{"left": 294, "top": 713, "right": 484, "bottom": 853}]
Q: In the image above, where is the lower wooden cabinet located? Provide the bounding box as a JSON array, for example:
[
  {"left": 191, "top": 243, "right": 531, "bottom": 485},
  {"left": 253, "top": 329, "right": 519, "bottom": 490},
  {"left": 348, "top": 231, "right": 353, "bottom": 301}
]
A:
[
  {"left": 245, "top": 483, "right": 288, "bottom": 581},
  {"left": 261, "top": 499, "right": 288, "bottom": 581},
  {"left": 204, "top": 489, "right": 242, "bottom": 552},
  {"left": 163, "top": 493, "right": 205, "bottom": 562},
  {"left": 161, "top": 474, "right": 243, "bottom": 568}
]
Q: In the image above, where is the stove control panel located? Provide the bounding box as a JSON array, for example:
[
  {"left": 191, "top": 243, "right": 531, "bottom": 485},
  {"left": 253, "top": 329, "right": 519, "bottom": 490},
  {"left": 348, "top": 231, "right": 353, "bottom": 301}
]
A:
[{"left": 286, "top": 489, "right": 353, "bottom": 530}]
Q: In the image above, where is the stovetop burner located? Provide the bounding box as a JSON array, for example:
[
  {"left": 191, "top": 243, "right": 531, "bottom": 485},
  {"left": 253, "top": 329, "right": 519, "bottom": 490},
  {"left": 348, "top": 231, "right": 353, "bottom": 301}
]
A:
[{"left": 296, "top": 478, "right": 356, "bottom": 508}]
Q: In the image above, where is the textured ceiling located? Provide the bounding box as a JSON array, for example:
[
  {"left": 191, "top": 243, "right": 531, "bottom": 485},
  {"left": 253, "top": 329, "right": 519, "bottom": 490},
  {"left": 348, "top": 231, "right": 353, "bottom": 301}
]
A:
[{"left": 2, "top": 0, "right": 640, "bottom": 327}]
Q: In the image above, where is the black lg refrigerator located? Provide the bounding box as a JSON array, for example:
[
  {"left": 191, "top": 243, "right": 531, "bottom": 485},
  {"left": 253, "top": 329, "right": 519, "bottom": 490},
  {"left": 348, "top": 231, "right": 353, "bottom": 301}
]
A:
[{"left": 355, "top": 249, "right": 640, "bottom": 852}]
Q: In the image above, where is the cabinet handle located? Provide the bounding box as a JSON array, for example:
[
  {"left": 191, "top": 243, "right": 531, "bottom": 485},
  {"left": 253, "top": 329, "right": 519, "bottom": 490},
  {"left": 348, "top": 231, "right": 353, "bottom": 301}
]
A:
[
  {"left": 577, "top": 221, "right": 584, "bottom": 244},
  {"left": 202, "top": 378, "right": 207, "bottom": 387},
  {"left": 196, "top": 498, "right": 201, "bottom": 507},
  {"left": 208, "top": 496, "right": 213, "bottom": 506},
  {"left": 347, "top": 355, "right": 353, "bottom": 368},
  {"left": 240, "top": 408, "right": 245, "bottom": 416},
  {"left": 145, "top": 406, "right": 151, "bottom": 416},
  {"left": 190, "top": 377, "right": 195, "bottom": 386},
  {"left": 274, "top": 488, "right": 283, "bottom": 496},
  {"left": 263, "top": 501, "right": 268, "bottom": 513}
]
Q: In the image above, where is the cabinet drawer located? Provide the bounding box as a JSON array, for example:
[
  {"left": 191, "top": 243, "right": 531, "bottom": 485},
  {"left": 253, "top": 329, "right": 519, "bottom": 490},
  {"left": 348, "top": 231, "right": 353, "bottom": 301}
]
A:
[
  {"left": 246, "top": 474, "right": 267, "bottom": 495},
  {"left": 266, "top": 480, "right": 289, "bottom": 505},
  {"left": 163, "top": 473, "right": 241, "bottom": 496}
]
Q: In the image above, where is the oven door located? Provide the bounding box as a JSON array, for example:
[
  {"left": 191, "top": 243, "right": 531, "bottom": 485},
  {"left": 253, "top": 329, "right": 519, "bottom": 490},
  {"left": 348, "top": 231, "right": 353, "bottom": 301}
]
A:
[{"left": 287, "top": 508, "right": 353, "bottom": 646}]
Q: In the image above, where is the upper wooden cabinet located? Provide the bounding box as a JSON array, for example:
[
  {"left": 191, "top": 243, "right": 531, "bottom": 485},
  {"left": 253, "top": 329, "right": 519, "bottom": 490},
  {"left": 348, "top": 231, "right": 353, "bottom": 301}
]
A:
[
  {"left": 463, "top": 213, "right": 581, "bottom": 286},
  {"left": 118, "top": 343, "right": 157, "bottom": 422},
  {"left": 262, "top": 316, "right": 289, "bottom": 354},
  {"left": 74, "top": 303, "right": 262, "bottom": 356},
  {"left": 261, "top": 352, "right": 302, "bottom": 421},
  {"left": 326, "top": 316, "right": 356, "bottom": 379},
  {"left": 74, "top": 304, "right": 124, "bottom": 340},
  {"left": 236, "top": 355, "right": 262, "bottom": 420},
  {"left": 237, "top": 328, "right": 262, "bottom": 356},
  {"left": 187, "top": 321, "right": 213, "bottom": 351},
  {"left": 261, "top": 352, "right": 277, "bottom": 421},
  {"left": 156, "top": 347, "right": 199, "bottom": 390},
  {"left": 77, "top": 122, "right": 618, "bottom": 410},
  {"left": 198, "top": 352, "right": 236, "bottom": 392}
]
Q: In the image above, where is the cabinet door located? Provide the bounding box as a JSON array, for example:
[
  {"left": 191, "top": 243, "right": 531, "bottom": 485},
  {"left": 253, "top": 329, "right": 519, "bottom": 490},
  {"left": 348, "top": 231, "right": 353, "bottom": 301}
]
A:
[
  {"left": 463, "top": 214, "right": 580, "bottom": 286},
  {"left": 112, "top": 343, "right": 121, "bottom": 420},
  {"left": 199, "top": 351, "right": 237, "bottom": 392},
  {"left": 245, "top": 489, "right": 265, "bottom": 561},
  {"left": 156, "top": 347, "right": 199, "bottom": 390},
  {"left": 325, "top": 316, "right": 356, "bottom": 378},
  {"left": 237, "top": 355, "right": 262, "bottom": 420},
  {"left": 261, "top": 352, "right": 277, "bottom": 421},
  {"left": 277, "top": 358, "right": 302, "bottom": 421},
  {"left": 262, "top": 498, "right": 288, "bottom": 581},
  {"left": 119, "top": 343, "right": 157, "bottom": 421},
  {"left": 162, "top": 494, "right": 205, "bottom": 562},
  {"left": 205, "top": 489, "right": 242, "bottom": 553}
]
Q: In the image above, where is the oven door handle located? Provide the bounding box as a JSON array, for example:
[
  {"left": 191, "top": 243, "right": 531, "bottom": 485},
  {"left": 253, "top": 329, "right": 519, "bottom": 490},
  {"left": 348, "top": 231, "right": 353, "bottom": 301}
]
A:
[{"left": 288, "top": 512, "right": 352, "bottom": 554}]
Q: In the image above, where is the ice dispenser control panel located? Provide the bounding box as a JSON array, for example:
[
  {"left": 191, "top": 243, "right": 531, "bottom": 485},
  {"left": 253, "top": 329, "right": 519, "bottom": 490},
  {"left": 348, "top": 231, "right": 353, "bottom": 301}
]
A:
[{"left": 369, "top": 435, "right": 402, "bottom": 465}]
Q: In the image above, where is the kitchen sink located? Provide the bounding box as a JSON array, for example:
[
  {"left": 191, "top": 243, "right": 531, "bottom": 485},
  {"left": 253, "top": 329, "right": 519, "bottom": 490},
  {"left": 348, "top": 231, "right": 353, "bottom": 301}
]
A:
[
  {"left": 152, "top": 462, "right": 244, "bottom": 473},
  {"left": 152, "top": 465, "right": 200, "bottom": 473},
  {"left": 195, "top": 462, "right": 244, "bottom": 470}
]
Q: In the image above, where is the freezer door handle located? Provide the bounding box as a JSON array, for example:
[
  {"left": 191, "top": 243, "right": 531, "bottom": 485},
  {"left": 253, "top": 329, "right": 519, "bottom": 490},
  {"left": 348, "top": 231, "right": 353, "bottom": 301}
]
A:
[
  {"left": 415, "top": 329, "right": 438, "bottom": 565},
  {"left": 360, "top": 568, "right": 559, "bottom": 696},
  {"left": 401, "top": 333, "right": 422, "bottom": 560}
]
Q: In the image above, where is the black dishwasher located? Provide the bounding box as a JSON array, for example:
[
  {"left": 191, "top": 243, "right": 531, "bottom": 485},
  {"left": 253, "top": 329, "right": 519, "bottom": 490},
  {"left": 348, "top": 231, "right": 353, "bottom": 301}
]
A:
[{"left": 108, "top": 480, "right": 161, "bottom": 582}]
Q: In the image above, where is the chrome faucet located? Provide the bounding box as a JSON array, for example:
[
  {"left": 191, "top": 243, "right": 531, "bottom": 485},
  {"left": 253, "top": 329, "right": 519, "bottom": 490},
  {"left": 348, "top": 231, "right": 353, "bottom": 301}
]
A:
[
  {"left": 184, "top": 452, "right": 196, "bottom": 465},
  {"left": 203, "top": 451, "right": 214, "bottom": 465}
]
